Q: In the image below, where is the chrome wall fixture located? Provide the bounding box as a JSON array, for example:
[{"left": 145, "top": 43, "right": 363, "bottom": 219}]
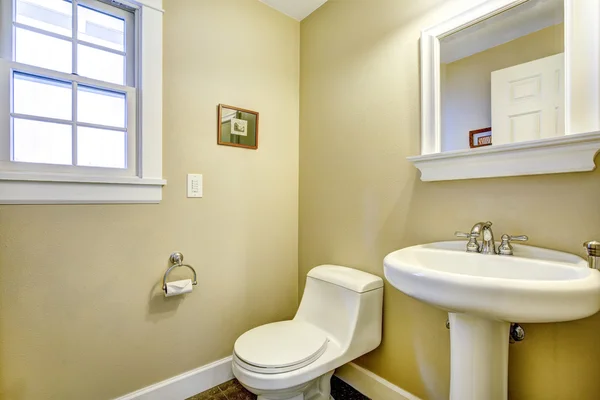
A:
[
  {"left": 162, "top": 252, "right": 198, "bottom": 293},
  {"left": 584, "top": 241, "right": 600, "bottom": 270}
]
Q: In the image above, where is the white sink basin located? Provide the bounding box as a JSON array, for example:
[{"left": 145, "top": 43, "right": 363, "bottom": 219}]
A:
[
  {"left": 384, "top": 241, "right": 600, "bottom": 400},
  {"left": 384, "top": 241, "right": 600, "bottom": 323}
]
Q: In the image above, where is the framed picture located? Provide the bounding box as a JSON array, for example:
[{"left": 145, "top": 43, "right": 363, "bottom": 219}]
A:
[
  {"left": 218, "top": 104, "right": 259, "bottom": 149},
  {"left": 231, "top": 118, "right": 248, "bottom": 136},
  {"left": 469, "top": 127, "right": 492, "bottom": 148}
]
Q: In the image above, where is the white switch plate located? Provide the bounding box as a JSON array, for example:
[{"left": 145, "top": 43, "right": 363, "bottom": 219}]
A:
[{"left": 187, "top": 174, "right": 203, "bottom": 198}]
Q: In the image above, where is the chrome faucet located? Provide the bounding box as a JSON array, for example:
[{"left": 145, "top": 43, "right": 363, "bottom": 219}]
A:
[
  {"left": 470, "top": 221, "right": 496, "bottom": 255},
  {"left": 455, "top": 221, "right": 495, "bottom": 254},
  {"left": 456, "top": 221, "right": 528, "bottom": 255}
]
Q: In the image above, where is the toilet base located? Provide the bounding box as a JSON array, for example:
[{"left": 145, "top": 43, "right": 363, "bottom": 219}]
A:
[{"left": 248, "top": 370, "right": 334, "bottom": 400}]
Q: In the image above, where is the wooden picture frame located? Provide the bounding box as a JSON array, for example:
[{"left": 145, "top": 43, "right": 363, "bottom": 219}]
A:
[
  {"left": 217, "top": 104, "right": 259, "bottom": 150},
  {"left": 469, "top": 127, "right": 492, "bottom": 148}
]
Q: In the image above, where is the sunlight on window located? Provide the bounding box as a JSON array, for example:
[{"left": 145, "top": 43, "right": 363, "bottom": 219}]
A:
[
  {"left": 13, "top": 118, "right": 72, "bottom": 165},
  {"left": 78, "top": 5, "right": 125, "bottom": 51},
  {"left": 15, "top": 27, "right": 72, "bottom": 73},
  {"left": 78, "top": 86, "right": 126, "bottom": 128},
  {"left": 77, "top": 127, "right": 126, "bottom": 168},
  {"left": 78, "top": 44, "right": 124, "bottom": 84},
  {"left": 16, "top": 0, "right": 72, "bottom": 37},
  {"left": 13, "top": 72, "right": 72, "bottom": 121}
]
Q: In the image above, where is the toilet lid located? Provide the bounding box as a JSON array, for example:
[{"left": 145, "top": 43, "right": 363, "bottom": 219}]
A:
[{"left": 234, "top": 320, "right": 328, "bottom": 372}]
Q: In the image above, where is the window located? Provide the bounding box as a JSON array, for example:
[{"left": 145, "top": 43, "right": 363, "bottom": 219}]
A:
[
  {"left": 10, "top": 0, "right": 134, "bottom": 169},
  {"left": 0, "top": 0, "right": 164, "bottom": 203}
]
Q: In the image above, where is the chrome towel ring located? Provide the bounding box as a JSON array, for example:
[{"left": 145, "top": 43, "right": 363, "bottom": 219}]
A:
[{"left": 162, "top": 252, "right": 198, "bottom": 293}]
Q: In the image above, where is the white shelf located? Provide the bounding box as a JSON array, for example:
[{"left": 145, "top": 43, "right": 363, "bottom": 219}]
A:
[{"left": 408, "top": 131, "right": 600, "bottom": 181}]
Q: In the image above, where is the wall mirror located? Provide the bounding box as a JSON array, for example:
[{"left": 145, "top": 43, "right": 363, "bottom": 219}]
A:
[
  {"left": 411, "top": 0, "right": 600, "bottom": 181},
  {"left": 217, "top": 104, "right": 259, "bottom": 150},
  {"left": 441, "top": 0, "right": 564, "bottom": 151}
]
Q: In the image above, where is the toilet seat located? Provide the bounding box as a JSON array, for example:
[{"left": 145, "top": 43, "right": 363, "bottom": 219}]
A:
[{"left": 233, "top": 320, "right": 328, "bottom": 374}]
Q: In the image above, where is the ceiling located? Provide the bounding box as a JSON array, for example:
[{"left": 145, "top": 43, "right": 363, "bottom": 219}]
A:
[{"left": 259, "top": 0, "right": 328, "bottom": 21}]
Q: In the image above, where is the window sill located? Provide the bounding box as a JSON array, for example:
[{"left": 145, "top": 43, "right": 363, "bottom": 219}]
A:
[
  {"left": 408, "top": 131, "right": 600, "bottom": 182},
  {"left": 0, "top": 171, "right": 166, "bottom": 204}
]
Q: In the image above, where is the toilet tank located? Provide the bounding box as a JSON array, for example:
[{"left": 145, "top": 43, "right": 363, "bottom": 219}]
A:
[{"left": 294, "top": 265, "right": 383, "bottom": 357}]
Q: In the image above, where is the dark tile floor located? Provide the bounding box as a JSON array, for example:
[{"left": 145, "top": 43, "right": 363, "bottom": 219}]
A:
[
  {"left": 187, "top": 376, "right": 369, "bottom": 400},
  {"left": 331, "top": 376, "right": 370, "bottom": 400}
]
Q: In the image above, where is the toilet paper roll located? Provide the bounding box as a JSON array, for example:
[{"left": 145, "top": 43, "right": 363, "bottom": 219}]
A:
[{"left": 164, "top": 279, "right": 193, "bottom": 297}]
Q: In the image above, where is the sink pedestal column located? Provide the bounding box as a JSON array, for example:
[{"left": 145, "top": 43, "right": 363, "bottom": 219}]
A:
[{"left": 448, "top": 313, "right": 510, "bottom": 400}]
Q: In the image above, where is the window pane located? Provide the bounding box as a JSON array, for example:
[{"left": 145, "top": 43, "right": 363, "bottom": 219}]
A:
[
  {"left": 77, "top": 86, "right": 125, "bottom": 128},
  {"left": 13, "top": 72, "right": 72, "bottom": 120},
  {"left": 77, "top": 127, "right": 125, "bottom": 168},
  {"left": 77, "top": 44, "right": 124, "bottom": 84},
  {"left": 16, "top": 27, "right": 72, "bottom": 73},
  {"left": 16, "top": 0, "right": 72, "bottom": 37},
  {"left": 13, "top": 118, "right": 72, "bottom": 165},
  {"left": 78, "top": 5, "right": 125, "bottom": 52}
]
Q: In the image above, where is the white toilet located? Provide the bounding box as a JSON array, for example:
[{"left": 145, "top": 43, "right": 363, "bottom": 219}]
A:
[{"left": 232, "top": 265, "right": 383, "bottom": 400}]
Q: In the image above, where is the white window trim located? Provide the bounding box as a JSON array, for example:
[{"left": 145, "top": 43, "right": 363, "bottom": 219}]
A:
[{"left": 0, "top": 0, "right": 165, "bottom": 204}]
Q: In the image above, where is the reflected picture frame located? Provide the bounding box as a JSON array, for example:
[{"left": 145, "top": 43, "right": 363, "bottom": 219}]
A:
[
  {"left": 217, "top": 104, "right": 259, "bottom": 150},
  {"left": 469, "top": 127, "right": 492, "bottom": 148}
]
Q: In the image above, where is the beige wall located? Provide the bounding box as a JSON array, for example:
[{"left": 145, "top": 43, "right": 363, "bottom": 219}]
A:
[
  {"left": 300, "top": 1, "right": 600, "bottom": 400},
  {"left": 0, "top": 1, "right": 299, "bottom": 399},
  {"left": 442, "top": 23, "right": 564, "bottom": 151}
]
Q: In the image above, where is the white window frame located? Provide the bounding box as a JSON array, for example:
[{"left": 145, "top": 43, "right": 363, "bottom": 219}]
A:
[{"left": 0, "top": 0, "right": 165, "bottom": 203}]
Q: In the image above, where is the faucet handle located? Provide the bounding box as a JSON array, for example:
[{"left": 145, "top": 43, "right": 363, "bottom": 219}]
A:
[
  {"left": 508, "top": 235, "right": 528, "bottom": 242},
  {"left": 455, "top": 231, "right": 473, "bottom": 238},
  {"left": 455, "top": 231, "right": 480, "bottom": 253},
  {"left": 498, "top": 234, "right": 528, "bottom": 256}
]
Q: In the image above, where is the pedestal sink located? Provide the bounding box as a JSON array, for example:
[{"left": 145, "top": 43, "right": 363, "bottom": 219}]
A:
[{"left": 384, "top": 241, "right": 600, "bottom": 400}]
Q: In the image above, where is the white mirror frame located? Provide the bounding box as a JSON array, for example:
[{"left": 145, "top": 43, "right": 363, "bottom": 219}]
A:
[{"left": 410, "top": 0, "right": 600, "bottom": 181}]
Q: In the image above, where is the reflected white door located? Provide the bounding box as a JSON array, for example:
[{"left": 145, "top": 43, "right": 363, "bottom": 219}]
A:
[{"left": 491, "top": 53, "right": 564, "bottom": 145}]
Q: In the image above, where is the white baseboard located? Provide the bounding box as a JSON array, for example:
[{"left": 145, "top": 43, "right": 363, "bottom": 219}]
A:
[
  {"left": 114, "top": 356, "right": 234, "bottom": 400},
  {"left": 335, "top": 362, "right": 421, "bottom": 400},
  {"left": 113, "top": 357, "right": 417, "bottom": 400}
]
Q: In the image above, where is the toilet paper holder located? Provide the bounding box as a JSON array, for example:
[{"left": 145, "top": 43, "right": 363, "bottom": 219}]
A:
[{"left": 162, "top": 252, "right": 198, "bottom": 293}]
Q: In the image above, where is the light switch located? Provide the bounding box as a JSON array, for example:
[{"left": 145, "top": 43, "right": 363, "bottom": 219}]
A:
[{"left": 187, "top": 174, "right": 203, "bottom": 198}]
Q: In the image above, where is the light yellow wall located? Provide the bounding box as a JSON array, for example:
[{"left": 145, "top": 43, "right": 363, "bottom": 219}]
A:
[
  {"left": 299, "top": 1, "right": 600, "bottom": 400},
  {"left": 0, "top": 1, "right": 299, "bottom": 399},
  {"left": 442, "top": 23, "right": 564, "bottom": 151}
]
